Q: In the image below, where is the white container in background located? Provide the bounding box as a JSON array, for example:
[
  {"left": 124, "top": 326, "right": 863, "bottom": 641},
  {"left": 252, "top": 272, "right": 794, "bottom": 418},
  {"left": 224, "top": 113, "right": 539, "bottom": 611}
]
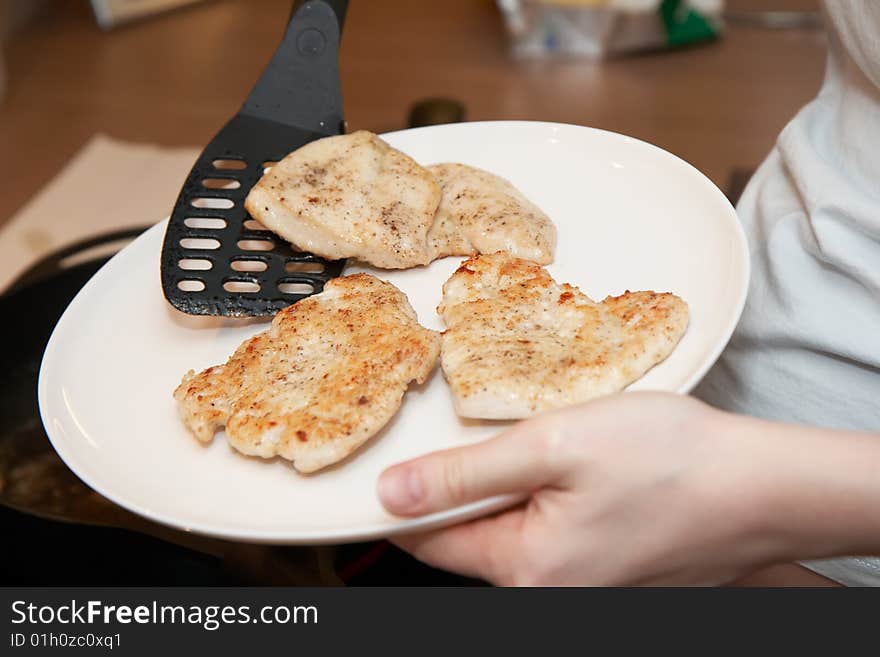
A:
[{"left": 496, "top": 0, "right": 724, "bottom": 58}]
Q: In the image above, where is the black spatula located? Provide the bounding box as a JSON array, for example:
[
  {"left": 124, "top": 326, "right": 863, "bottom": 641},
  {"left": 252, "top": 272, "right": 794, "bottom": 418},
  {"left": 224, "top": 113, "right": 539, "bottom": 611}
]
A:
[{"left": 160, "top": 0, "right": 348, "bottom": 317}]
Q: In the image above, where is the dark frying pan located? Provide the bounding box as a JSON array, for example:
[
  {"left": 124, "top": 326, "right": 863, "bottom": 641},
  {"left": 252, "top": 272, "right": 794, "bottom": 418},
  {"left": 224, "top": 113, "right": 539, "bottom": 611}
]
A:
[
  {"left": 1, "top": 229, "right": 342, "bottom": 584},
  {"left": 0, "top": 226, "right": 464, "bottom": 585}
]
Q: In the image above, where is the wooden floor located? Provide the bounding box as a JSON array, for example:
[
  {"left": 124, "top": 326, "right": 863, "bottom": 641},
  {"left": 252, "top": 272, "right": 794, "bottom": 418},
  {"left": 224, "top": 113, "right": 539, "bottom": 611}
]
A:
[{"left": 0, "top": 0, "right": 826, "bottom": 228}]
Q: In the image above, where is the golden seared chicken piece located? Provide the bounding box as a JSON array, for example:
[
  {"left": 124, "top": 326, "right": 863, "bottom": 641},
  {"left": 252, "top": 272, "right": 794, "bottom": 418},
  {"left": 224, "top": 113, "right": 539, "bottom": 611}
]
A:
[
  {"left": 174, "top": 274, "right": 440, "bottom": 473},
  {"left": 245, "top": 131, "right": 441, "bottom": 269},
  {"left": 438, "top": 253, "right": 689, "bottom": 419},
  {"left": 426, "top": 163, "right": 557, "bottom": 264}
]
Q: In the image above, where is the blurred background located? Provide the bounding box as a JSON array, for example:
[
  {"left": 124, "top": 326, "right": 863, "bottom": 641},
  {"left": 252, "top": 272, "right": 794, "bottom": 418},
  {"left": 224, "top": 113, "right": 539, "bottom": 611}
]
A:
[
  {"left": 0, "top": 0, "right": 824, "bottom": 585},
  {"left": 1, "top": 0, "right": 824, "bottom": 227}
]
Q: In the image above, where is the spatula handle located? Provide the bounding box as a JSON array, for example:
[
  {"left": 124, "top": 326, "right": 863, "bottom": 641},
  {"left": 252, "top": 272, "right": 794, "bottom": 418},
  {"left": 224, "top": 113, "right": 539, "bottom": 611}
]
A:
[
  {"left": 288, "top": 0, "right": 347, "bottom": 32},
  {"left": 241, "top": 0, "right": 348, "bottom": 136}
]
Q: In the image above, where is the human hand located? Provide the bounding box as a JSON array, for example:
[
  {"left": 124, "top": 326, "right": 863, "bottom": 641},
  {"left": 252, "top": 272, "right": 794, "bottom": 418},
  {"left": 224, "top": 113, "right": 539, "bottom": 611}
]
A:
[{"left": 377, "top": 392, "right": 798, "bottom": 586}]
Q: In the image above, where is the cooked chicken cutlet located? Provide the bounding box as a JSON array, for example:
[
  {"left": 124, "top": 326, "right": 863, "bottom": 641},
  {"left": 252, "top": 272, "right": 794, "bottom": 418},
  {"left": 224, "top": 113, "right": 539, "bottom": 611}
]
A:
[
  {"left": 245, "top": 131, "right": 441, "bottom": 269},
  {"left": 426, "top": 163, "right": 557, "bottom": 264},
  {"left": 174, "top": 274, "right": 440, "bottom": 473},
  {"left": 438, "top": 253, "right": 689, "bottom": 419}
]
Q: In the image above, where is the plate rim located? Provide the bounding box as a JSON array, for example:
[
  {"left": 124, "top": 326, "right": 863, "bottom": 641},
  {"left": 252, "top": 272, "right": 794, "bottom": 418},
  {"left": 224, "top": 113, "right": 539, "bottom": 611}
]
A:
[{"left": 37, "top": 120, "right": 750, "bottom": 544}]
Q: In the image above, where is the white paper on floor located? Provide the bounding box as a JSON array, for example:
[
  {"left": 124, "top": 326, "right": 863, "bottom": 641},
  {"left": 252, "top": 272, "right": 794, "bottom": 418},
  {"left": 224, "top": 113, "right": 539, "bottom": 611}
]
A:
[{"left": 0, "top": 134, "right": 198, "bottom": 291}]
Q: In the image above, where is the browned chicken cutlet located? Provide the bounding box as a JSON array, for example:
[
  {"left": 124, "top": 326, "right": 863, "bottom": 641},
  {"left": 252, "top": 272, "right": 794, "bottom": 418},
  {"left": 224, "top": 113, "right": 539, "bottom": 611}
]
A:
[
  {"left": 438, "top": 253, "right": 689, "bottom": 419},
  {"left": 245, "top": 131, "right": 441, "bottom": 269},
  {"left": 174, "top": 274, "right": 440, "bottom": 473},
  {"left": 427, "top": 163, "right": 556, "bottom": 264}
]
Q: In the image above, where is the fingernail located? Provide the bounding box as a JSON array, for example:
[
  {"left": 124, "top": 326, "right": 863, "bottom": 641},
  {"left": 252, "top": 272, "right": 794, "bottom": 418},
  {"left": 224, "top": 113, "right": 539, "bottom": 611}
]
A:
[{"left": 378, "top": 466, "right": 425, "bottom": 512}]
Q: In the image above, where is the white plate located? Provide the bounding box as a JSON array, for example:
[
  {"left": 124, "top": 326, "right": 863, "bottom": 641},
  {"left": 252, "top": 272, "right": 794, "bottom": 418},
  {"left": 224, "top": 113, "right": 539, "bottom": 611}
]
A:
[{"left": 39, "top": 121, "right": 748, "bottom": 544}]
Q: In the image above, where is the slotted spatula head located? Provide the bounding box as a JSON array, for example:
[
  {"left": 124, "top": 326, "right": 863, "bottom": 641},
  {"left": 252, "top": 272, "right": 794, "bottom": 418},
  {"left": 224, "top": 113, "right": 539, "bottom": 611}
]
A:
[{"left": 161, "top": 0, "right": 348, "bottom": 317}]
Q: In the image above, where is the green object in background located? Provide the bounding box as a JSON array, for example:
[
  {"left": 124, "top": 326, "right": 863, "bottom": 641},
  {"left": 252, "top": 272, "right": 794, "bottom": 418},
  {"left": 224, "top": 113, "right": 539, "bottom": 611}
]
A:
[{"left": 659, "top": 0, "right": 719, "bottom": 47}]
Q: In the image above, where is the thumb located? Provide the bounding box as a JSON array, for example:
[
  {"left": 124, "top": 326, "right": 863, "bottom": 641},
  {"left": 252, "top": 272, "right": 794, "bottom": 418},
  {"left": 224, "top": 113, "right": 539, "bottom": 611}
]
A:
[{"left": 378, "top": 415, "right": 564, "bottom": 516}]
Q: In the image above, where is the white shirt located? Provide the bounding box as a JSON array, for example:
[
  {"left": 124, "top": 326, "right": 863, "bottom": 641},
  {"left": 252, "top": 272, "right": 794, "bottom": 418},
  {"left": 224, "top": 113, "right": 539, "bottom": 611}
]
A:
[{"left": 694, "top": 0, "right": 880, "bottom": 586}]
